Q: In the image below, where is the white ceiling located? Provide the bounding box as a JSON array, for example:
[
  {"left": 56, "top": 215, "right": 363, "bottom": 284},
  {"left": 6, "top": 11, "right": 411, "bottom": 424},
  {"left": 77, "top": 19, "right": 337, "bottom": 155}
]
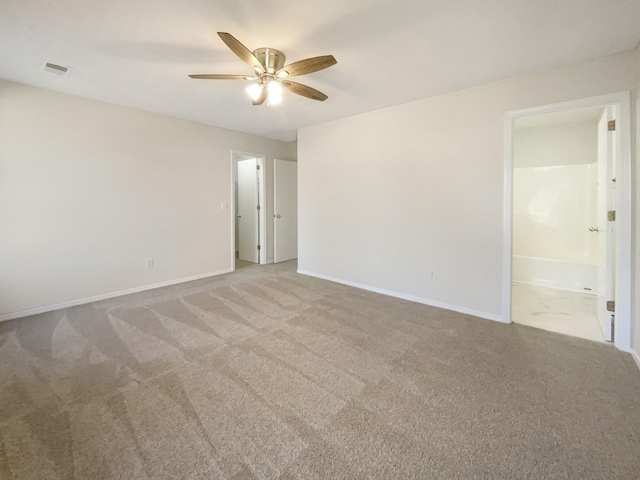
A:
[{"left": 1, "top": 0, "right": 639, "bottom": 142}]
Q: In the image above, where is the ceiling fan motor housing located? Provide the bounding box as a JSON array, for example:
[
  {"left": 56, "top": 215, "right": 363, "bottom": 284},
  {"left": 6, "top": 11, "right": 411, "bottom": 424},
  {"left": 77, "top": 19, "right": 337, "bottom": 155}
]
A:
[{"left": 253, "top": 48, "right": 286, "bottom": 74}]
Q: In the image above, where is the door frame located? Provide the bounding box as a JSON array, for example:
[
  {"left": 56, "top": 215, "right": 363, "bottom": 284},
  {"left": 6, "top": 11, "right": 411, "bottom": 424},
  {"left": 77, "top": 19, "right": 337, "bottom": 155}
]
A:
[
  {"left": 502, "top": 92, "right": 633, "bottom": 352},
  {"left": 231, "top": 150, "right": 267, "bottom": 269}
]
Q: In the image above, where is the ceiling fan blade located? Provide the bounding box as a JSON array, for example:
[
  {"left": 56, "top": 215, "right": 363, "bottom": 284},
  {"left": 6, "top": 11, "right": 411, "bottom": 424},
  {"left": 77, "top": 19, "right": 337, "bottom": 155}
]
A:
[
  {"left": 189, "top": 74, "right": 255, "bottom": 80},
  {"left": 277, "top": 55, "right": 336, "bottom": 77},
  {"left": 281, "top": 80, "right": 328, "bottom": 101},
  {"left": 217, "top": 32, "right": 264, "bottom": 73},
  {"left": 253, "top": 87, "right": 268, "bottom": 106}
]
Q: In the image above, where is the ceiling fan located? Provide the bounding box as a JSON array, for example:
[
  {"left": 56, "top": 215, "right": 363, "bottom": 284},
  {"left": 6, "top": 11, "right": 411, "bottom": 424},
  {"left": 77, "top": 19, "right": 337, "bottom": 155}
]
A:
[{"left": 189, "top": 32, "right": 337, "bottom": 106}]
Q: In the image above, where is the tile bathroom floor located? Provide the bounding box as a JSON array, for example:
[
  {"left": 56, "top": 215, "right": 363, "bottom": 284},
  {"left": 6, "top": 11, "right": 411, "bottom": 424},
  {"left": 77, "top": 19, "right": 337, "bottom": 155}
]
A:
[{"left": 512, "top": 283, "right": 606, "bottom": 343}]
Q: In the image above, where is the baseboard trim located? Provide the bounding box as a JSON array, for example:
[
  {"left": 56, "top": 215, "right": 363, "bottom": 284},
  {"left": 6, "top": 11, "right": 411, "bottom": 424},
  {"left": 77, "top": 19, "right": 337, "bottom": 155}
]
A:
[
  {"left": 632, "top": 350, "right": 640, "bottom": 372},
  {"left": 0, "top": 268, "right": 234, "bottom": 323},
  {"left": 297, "top": 270, "right": 505, "bottom": 323}
]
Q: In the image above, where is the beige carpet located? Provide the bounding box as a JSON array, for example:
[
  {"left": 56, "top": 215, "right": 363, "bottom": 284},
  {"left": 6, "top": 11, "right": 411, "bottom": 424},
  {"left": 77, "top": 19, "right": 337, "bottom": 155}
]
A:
[{"left": 1, "top": 261, "right": 639, "bottom": 479}]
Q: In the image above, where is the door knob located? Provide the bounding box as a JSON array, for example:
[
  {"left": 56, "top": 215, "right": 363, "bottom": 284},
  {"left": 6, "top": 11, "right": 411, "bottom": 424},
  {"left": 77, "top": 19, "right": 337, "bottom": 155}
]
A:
[
  {"left": 236, "top": 215, "right": 242, "bottom": 218},
  {"left": 275, "top": 214, "right": 282, "bottom": 218},
  {"left": 589, "top": 226, "right": 599, "bottom": 232}
]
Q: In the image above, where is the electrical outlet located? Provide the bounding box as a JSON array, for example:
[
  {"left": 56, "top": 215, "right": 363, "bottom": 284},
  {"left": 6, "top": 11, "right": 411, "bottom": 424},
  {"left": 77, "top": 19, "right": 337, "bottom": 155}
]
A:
[
  {"left": 310, "top": 249, "right": 314, "bottom": 258},
  {"left": 220, "top": 202, "right": 227, "bottom": 210},
  {"left": 428, "top": 268, "right": 436, "bottom": 280},
  {"left": 145, "top": 258, "right": 154, "bottom": 268}
]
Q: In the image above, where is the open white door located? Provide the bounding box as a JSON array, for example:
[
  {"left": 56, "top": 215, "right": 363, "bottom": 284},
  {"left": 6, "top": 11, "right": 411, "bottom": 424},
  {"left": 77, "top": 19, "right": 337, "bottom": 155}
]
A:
[
  {"left": 595, "top": 108, "right": 615, "bottom": 341},
  {"left": 274, "top": 159, "right": 298, "bottom": 263},
  {"left": 237, "top": 158, "right": 259, "bottom": 263}
]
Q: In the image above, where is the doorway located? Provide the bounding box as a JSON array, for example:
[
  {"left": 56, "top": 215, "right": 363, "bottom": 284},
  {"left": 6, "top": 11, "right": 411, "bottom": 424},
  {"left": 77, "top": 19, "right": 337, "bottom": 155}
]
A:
[
  {"left": 510, "top": 106, "right": 607, "bottom": 343},
  {"left": 503, "top": 93, "right": 632, "bottom": 352},
  {"left": 232, "top": 151, "right": 266, "bottom": 269}
]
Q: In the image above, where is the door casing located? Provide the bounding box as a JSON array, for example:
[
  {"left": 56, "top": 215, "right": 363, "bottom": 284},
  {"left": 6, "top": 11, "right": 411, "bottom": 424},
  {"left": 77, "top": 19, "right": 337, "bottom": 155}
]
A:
[{"left": 596, "top": 106, "right": 615, "bottom": 341}]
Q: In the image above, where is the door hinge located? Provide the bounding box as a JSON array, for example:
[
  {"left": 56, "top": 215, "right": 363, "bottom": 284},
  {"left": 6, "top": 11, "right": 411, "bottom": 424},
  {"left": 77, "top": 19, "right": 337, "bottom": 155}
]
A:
[
  {"left": 256, "top": 204, "right": 261, "bottom": 211},
  {"left": 607, "top": 210, "right": 615, "bottom": 221},
  {"left": 611, "top": 314, "right": 615, "bottom": 336},
  {"left": 606, "top": 301, "right": 615, "bottom": 312},
  {"left": 257, "top": 245, "right": 261, "bottom": 251},
  {"left": 256, "top": 164, "right": 260, "bottom": 170},
  {"left": 608, "top": 120, "right": 616, "bottom": 131}
]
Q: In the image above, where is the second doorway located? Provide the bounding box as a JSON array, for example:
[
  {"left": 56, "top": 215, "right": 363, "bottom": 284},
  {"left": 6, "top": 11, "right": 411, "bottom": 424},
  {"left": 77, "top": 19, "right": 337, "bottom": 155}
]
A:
[{"left": 233, "top": 152, "right": 265, "bottom": 268}]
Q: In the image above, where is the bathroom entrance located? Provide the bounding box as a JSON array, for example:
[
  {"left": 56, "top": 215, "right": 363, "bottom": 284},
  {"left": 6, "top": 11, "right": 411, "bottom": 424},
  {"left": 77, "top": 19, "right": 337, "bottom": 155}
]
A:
[
  {"left": 511, "top": 106, "right": 613, "bottom": 342},
  {"left": 503, "top": 93, "right": 631, "bottom": 350}
]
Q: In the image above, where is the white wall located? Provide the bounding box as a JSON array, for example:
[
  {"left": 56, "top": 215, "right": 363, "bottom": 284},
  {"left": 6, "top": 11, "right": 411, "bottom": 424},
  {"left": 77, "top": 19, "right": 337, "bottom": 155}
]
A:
[
  {"left": 0, "top": 80, "right": 295, "bottom": 318},
  {"left": 513, "top": 121, "right": 598, "bottom": 167},
  {"left": 298, "top": 49, "right": 637, "bottom": 325}
]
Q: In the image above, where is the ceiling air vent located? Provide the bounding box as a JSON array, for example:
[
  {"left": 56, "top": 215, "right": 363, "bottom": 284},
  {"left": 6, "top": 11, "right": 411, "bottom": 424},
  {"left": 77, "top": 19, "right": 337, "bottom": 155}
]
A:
[{"left": 43, "top": 62, "right": 72, "bottom": 76}]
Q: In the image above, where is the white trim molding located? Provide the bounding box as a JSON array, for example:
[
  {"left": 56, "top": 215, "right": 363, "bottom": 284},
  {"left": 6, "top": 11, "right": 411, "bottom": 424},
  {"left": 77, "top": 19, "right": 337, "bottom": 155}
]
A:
[
  {"left": 298, "top": 270, "right": 505, "bottom": 323},
  {"left": 503, "top": 92, "right": 634, "bottom": 352},
  {"left": 632, "top": 350, "right": 640, "bottom": 373},
  {"left": 0, "top": 268, "right": 233, "bottom": 323}
]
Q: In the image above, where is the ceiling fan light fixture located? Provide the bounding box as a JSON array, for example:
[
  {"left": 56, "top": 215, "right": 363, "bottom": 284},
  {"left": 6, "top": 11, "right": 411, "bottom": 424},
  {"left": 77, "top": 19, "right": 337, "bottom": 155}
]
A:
[
  {"left": 267, "top": 81, "right": 283, "bottom": 106},
  {"left": 189, "top": 32, "right": 336, "bottom": 105},
  {"left": 246, "top": 83, "right": 263, "bottom": 101}
]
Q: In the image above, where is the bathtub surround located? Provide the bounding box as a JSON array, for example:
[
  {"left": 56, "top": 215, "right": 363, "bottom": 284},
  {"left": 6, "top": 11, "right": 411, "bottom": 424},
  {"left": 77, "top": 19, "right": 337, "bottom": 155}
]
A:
[
  {"left": 512, "top": 256, "right": 597, "bottom": 294},
  {"left": 1, "top": 261, "right": 639, "bottom": 478},
  {"left": 512, "top": 164, "right": 597, "bottom": 265}
]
